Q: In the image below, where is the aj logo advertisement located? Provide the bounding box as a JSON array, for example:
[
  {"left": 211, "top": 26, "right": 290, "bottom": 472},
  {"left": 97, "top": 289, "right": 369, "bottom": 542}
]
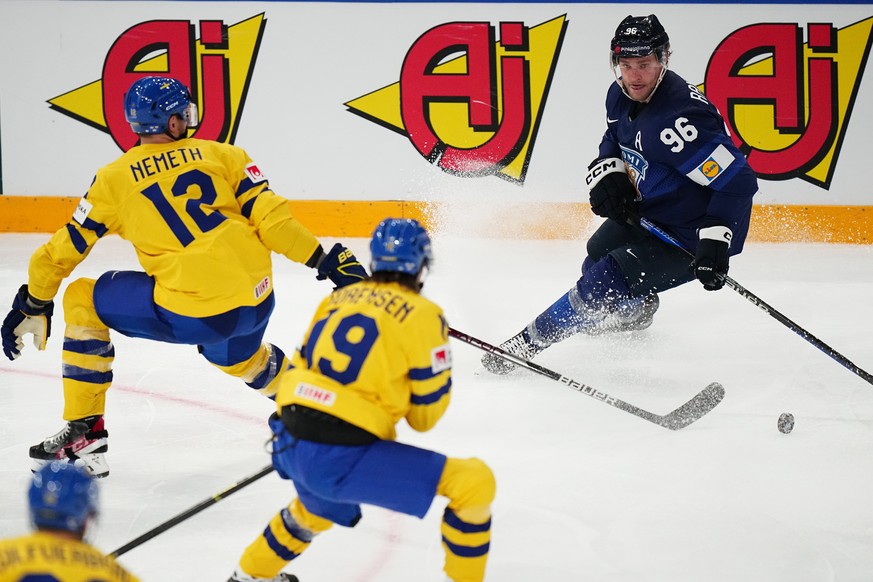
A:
[
  {"left": 46, "top": 12, "right": 871, "bottom": 191},
  {"left": 347, "top": 16, "right": 568, "bottom": 185},
  {"left": 702, "top": 17, "right": 872, "bottom": 189},
  {"left": 48, "top": 14, "right": 266, "bottom": 152}
]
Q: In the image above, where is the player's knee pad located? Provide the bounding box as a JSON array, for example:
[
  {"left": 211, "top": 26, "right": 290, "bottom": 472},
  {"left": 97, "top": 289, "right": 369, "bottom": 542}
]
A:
[
  {"left": 438, "top": 457, "right": 496, "bottom": 518},
  {"left": 575, "top": 255, "right": 631, "bottom": 309},
  {"left": 212, "top": 343, "right": 288, "bottom": 398},
  {"left": 63, "top": 278, "right": 108, "bottom": 332}
]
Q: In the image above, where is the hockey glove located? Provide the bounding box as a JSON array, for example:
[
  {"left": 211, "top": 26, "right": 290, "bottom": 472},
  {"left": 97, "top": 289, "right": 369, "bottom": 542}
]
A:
[
  {"left": 586, "top": 157, "right": 639, "bottom": 222},
  {"left": 316, "top": 243, "right": 368, "bottom": 289},
  {"left": 2, "top": 284, "right": 54, "bottom": 360},
  {"left": 694, "top": 225, "right": 732, "bottom": 291}
]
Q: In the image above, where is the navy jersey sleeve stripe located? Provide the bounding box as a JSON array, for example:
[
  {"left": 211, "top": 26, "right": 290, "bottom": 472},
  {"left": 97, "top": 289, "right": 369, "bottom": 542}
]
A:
[
  {"left": 409, "top": 366, "right": 441, "bottom": 380},
  {"left": 411, "top": 378, "right": 451, "bottom": 405},
  {"left": 65, "top": 223, "right": 89, "bottom": 254}
]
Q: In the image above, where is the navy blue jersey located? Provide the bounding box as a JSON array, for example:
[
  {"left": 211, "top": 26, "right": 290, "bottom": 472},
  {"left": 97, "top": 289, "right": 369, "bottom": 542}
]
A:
[{"left": 598, "top": 70, "right": 758, "bottom": 253}]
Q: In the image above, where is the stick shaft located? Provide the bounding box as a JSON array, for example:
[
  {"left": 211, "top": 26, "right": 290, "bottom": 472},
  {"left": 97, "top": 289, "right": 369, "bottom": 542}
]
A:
[
  {"left": 448, "top": 327, "right": 723, "bottom": 430},
  {"left": 639, "top": 217, "right": 873, "bottom": 385},
  {"left": 109, "top": 464, "right": 275, "bottom": 557}
]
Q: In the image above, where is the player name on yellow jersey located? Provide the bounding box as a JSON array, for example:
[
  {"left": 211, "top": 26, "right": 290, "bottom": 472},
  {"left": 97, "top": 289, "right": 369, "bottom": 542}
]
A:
[
  {"left": 0, "top": 532, "right": 138, "bottom": 582},
  {"left": 328, "top": 284, "right": 416, "bottom": 322},
  {"left": 129, "top": 146, "right": 203, "bottom": 183}
]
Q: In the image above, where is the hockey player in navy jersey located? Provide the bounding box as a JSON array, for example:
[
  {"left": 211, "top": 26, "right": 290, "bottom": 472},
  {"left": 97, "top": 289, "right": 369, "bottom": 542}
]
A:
[{"left": 483, "top": 14, "right": 758, "bottom": 374}]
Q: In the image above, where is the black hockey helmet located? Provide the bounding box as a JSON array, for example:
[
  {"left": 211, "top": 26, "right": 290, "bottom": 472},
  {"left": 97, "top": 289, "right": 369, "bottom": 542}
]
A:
[{"left": 610, "top": 15, "right": 670, "bottom": 64}]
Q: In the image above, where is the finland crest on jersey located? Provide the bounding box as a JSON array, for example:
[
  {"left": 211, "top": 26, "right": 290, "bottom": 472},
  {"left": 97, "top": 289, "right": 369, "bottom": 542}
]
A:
[{"left": 620, "top": 145, "right": 648, "bottom": 188}]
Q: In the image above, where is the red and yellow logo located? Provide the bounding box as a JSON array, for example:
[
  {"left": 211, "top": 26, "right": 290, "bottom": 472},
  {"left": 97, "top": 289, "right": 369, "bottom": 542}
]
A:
[
  {"left": 47, "top": 14, "right": 265, "bottom": 152},
  {"left": 346, "top": 15, "right": 567, "bottom": 185},
  {"left": 703, "top": 17, "right": 873, "bottom": 189}
]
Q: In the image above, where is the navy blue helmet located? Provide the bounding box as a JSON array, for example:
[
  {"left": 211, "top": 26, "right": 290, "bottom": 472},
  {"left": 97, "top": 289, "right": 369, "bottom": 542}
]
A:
[
  {"left": 370, "top": 218, "right": 433, "bottom": 276},
  {"left": 124, "top": 76, "right": 198, "bottom": 135},
  {"left": 610, "top": 15, "right": 670, "bottom": 65},
  {"left": 29, "top": 461, "right": 98, "bottom": 533}
]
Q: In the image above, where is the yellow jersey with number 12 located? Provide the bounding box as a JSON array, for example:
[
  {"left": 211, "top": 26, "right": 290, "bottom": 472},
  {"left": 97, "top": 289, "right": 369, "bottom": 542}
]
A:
[{"left": 27, "top": 138, "right": 321, "bottom": 317}]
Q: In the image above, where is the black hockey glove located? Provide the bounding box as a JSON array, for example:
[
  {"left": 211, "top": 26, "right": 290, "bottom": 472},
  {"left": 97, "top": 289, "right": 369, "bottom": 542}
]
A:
[
  {"left": 315, "top": 243, "right": 369, "bottom": 289},
  {"left": 1, "top": 284, "right": 54, "bottom": 361},
  {"left": 694, "top": 225, "right": 732, "bottom": 291},
  {"left": 586, "top": 157, "right": 639, "bottom": 222}
]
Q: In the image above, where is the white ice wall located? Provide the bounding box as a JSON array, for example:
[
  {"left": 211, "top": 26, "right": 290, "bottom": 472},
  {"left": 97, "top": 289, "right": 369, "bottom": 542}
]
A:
[{"left": 0, "top": 1, "right": 870, "bottom": 207}]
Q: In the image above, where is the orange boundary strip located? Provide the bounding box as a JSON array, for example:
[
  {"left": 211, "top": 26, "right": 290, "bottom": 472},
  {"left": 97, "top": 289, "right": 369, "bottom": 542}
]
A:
[{"left": 0, "top": 196, "right": 870, "bottom": 243}]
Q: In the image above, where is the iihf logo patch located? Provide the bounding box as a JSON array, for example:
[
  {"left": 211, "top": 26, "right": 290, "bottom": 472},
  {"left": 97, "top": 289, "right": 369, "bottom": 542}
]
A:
[
  {"left": 254, "top": 276, "right": 270, "bottom": 299},
  {"left": 295, "top": 383, "right": 337, "bottom": 406}
]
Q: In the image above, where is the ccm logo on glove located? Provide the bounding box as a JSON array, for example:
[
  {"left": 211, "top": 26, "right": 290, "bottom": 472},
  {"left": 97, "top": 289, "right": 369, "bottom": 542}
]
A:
[
  {"left": 694, "top": 225, "right": 732, "bottom": 291},
  {"left": 586, "top": 157, "right": 640, "bottom": 222},
  {"left": 586, "top": 157, "right": 627, "bottom": 188}
]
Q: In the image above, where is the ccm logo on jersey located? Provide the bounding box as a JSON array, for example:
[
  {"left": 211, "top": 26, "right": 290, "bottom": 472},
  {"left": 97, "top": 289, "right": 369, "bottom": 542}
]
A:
[
  {"left": 244, "top": 163, "right": 267, "bottom": 183},
  {"left": 72, "top": 197, "right": 93, "bottom": 225},
  {"left": 294, "top": 383, "right": 337, "bottom": 407},
  {"left": 431, "top": 344, "right": 452, "bottom": 373}
]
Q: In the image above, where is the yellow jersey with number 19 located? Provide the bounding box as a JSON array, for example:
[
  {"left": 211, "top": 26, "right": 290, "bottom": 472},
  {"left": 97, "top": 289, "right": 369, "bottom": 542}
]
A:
[
  {"left": 276, "top": 280, "right": 453, "bottom": 440},
  {"left": 27, "top": 138, "right": 321, "bottom": 317}
]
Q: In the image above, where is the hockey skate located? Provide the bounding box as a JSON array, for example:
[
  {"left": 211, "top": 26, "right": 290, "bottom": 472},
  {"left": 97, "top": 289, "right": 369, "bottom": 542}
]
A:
[
  {"left": 614, "top": 293, "right": 659, "bottom": 332},
  {"left": 29, "top": 416, "right": 109, "bottom": 478},
  {"left": 227, "top": 570, "right": 299, "bottom": 582},
  {"left": 481, "top": 329, "right": 545, "bottom": 375}
]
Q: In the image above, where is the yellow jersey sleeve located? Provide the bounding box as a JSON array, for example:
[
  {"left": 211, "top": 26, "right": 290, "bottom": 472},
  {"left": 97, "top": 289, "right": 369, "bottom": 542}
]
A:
[{"left": 27, "top": 222, "right": 101, "bottom": 302}]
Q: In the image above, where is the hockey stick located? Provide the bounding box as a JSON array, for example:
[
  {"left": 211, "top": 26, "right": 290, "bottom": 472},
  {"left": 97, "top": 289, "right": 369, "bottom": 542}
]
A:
[
  {"left": 109, "top": 463, "right": 275, "bottom": 558},
  {"left": 638, "top": 217, "right": 873, "bottom": 387},
  {"left": 449, "top": 327, "right": 724, "bottom": 430}
]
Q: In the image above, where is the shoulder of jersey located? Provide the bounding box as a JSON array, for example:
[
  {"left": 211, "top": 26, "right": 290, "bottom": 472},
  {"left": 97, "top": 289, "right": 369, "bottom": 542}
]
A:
[{"left": 385, "top": 283, "right": 443, "bottom": 321}]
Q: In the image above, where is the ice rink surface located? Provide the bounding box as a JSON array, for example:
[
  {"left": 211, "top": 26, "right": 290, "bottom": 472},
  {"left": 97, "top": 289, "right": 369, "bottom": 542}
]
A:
[{"left": 1, "top": 230, "right": 872, "bottom": 581}]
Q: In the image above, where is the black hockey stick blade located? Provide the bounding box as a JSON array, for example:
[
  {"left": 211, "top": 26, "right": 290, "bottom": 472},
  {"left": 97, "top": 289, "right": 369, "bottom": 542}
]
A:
[
  {"left": 638, "top": 217, "right": 873, "bottom": 386},
  {"left": 109, "top": 464, "right": 275, "bottom": 558},
  {"left": 449, "top": 327, "right": 724, "bottom": 430}
]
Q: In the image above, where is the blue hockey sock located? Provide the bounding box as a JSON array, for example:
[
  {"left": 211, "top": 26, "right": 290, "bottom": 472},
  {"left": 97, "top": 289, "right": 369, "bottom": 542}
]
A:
[{"left": 528, "top": 255, "right": 631, "bottom": 344}]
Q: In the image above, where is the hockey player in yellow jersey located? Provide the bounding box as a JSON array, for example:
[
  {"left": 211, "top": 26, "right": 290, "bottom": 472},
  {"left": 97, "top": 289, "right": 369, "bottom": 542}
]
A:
[
  {"left": 227, "top": 219, "right": 495, "bottom": 582},
  {"left": 0, "top": 461, "right": 139, "bottom": 581},
  {"left": 0, "top": 76, "right": 368, "bottom": 478}
]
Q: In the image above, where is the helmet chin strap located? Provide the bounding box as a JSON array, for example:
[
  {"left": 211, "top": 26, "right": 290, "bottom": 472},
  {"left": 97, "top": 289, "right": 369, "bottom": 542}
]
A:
[
  {"left": 614, "top": 56, "right": 669, "bottom": 103},
  {"left": 164, "top": 127, "right": 187, "bottom": 141},
  {"left": 415, "top": 262, "right": 429, "bottom": 290},
  {"left": 164, "top": 114, "right": 188, "bottom": 141},
  {"left": 609, "top": 50, "right": 670, "bottom": 103}
]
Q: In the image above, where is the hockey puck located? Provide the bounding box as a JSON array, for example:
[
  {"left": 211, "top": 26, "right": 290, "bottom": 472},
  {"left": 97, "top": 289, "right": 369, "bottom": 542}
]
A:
[{"left": 777, "top": 413, "right": 794, "bottom": 434}]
